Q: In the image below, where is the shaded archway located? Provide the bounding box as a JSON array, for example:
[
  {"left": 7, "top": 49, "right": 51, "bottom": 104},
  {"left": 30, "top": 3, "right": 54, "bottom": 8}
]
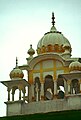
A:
[
  {"left": 57, "top": 75, "right": 64, "bottom": 88},
  {"left": 71, "top": 79, "right": 80, "bottom": 94},
  {"left": 57, "top": 75, "right": 64, "bottom": 99},
  {"left": 44, "top": 75, "right": 54, "bottom": 100}
]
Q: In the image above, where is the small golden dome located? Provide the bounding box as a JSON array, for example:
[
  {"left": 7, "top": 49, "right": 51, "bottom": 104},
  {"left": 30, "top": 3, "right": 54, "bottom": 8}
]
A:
[
  {"left": 9, "top": 57, "right": 24, "bottom": 80},
  {"left": 69, "top": 61, "right": 81, "bottom": 72},
  {"left": 10, "top": 68, "right": 24, "bottom": 79}
]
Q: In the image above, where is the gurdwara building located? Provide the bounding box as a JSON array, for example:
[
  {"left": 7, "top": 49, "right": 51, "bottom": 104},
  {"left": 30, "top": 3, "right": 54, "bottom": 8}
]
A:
[{"left": 1, "top": 13, "right": 81, "bottom": 116}]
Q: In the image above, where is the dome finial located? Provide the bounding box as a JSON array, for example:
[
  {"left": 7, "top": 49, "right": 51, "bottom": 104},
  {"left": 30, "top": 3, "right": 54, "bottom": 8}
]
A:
[
  {"left": 16, "top": 57, "right": 18, "bottom": 67},
  {"left": 27, "top": 44, "right": 35, "bottom": 56},
  {"left": 52, "top": 12, "right": 55, "bottom": 26}
]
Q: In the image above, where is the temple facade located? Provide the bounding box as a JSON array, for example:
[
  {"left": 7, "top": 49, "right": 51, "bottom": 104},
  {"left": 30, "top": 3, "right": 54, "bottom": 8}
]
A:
[{"left": 1, "top": 13, "right": 81, "bottom": 116}]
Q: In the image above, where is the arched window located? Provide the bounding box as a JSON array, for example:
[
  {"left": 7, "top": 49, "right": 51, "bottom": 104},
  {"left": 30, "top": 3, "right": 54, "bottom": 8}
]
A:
[
  {"left": 71, "top": 79, "right": 80, "bottom": 94},
  {"left": 44, "top": 75, "right": 54, "bottom": 100},
  {"left": 57, "top": 75, "right": 64, "bottom": 88},
  {"left": 57, "top": 75, "right": 65, "bottom": 99},
  {"left": 34, "top": 77, "right": 41, "bottom": 101}
]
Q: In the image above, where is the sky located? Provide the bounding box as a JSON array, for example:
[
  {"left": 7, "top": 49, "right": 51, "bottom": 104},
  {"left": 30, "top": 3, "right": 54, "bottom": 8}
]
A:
[{"left": 0, "top": 0, "right": 81, "bottom": 117}]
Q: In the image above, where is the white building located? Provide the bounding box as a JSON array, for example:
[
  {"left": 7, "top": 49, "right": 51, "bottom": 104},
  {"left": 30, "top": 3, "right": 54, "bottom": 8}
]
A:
[{"left": 1, "top": 13, "right": 81, "bottom": 116}]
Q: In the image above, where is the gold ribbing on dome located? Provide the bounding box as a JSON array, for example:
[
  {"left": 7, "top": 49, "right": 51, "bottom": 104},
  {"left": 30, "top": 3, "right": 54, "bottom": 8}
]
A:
[
  {"left": 52, "top": 12, "right": 55, "bottom": 26},
  {"left": 69, "top": 61, "right": 81, "bottom": 72}
]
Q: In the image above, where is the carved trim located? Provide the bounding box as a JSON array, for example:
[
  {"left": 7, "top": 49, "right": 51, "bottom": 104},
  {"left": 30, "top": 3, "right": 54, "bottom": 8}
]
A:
[{"left": 37, "top": 44, "right": 71, "bottom": 54}]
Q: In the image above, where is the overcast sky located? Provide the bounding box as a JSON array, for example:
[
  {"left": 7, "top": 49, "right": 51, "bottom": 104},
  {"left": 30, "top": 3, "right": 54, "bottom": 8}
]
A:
[{"left": 0, "top": 0, "right": 81, "bottom": 117}]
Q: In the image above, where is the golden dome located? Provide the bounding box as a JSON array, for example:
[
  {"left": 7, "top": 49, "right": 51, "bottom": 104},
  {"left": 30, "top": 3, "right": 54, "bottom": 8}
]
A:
[
  {"left": 37, "top": 13, "right": 71, "bottom": 55},
  {"left": 10, "top": 68, "right": 24, "bottom": 79},
  {"left": 69, "top": 61, "right": 81, "bottom": 72},
  {"left": 10, "top": 57, "right": 24, "bottom": 80}
]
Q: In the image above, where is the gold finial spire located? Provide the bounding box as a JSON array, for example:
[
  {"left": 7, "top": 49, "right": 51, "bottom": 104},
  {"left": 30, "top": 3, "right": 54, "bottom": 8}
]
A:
[
  {"left": 52, "top": 12, "right": 55, "bottom": 26},
  {"left": 16, "top": 57, "right": 18, "bottom": 67}
]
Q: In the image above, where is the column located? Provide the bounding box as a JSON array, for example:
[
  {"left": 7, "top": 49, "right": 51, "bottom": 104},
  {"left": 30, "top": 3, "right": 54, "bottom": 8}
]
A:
[
  {"left": 28, "top": 85, "right": 32, "bottom": 102},
  {"left": 23, "top": 87, "right": 25, "bottom": 101},
  {"left": 7, "top": 87, "right": 10, "bottom": 101},
  {"left": 12, "top": 93, "right": 14, "bottom": 101},
  {"left": 67, "top": 80, "right": 71, "bottom": 94},
  {"left": 64, "top": 80, "right": 68, "bottom": 95},
  {"left": 54, "top": 80, "right": 57, "bottom": 95},
  {"left": 68, "top": 84, "right": 70, "bottom": 94},
  {"left": 12, "top": 88, "right": 15, "bottom": 101},
  {"left": 41, "top": 83, "right": 44, "bottom": 100},
  {"left": 70, "top": 83, "right": 73, "bottom": 94},
  {"left": 36, "top": 91, "right": 38, "bottom": 102},
  {"left": 19, "top": 90, "right": 21, "bottom": 100},
  {"left": 80, "top": 83, "right": 81, "bottom": 92}
]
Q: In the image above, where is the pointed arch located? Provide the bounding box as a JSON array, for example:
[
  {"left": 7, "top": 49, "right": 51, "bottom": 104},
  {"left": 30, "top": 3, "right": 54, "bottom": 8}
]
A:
[
  {"left": 57, "top": 75, "right": 64, "bottom": 88},
  {"left": 57, "top": 75, "right": 65, "bottom": 99},
  {"left": 71, "top": 79, "right": 80, "bottom": 94},
  {"left": 44, "top": 75, "right": 54, "bottom": 100}
]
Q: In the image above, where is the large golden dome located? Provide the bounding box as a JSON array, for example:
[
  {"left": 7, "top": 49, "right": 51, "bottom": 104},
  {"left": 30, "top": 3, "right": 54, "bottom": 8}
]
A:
[{"left": 37, "top": 13, "right": 72, "bottom": 56}]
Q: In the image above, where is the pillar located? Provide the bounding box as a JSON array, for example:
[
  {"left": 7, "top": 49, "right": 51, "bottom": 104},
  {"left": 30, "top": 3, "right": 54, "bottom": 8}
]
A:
[
  {"left": 64, "top": 80, "right": 68, "bottom": 95},
  {"left": 28, "top": 85, "right": 32, "bottom": 102},
  {"left": 7, "top": 88, "right": 10, "bottom": 101},
  {"left": 12, "top": 93, "right": 14, "bottom": 101},
  {"left": 12, "top": 89, "right": 15, "bottom": 101},
  {"left": 80, "top": 83, "right": 81, "bottom": 92},
  {"left": 54, "top": 80, "right": 57, "bottom": 95},
  {"left": 70, "top": 83, "right": 73, "bottom": 94},
  {"left": 68, "top": 84, "right": 70, "bottom": 94},
  {"left": 19, "top": 90, "right": 21, "bottom": 100},
  {"left": 41, "top": 83, "right": 44, "bottom": 100},
  {"left": 67, "top": 80, "right": 71, "bottom": 94},
  {"left": 23, "top": 87, "right": 25, "bottom": 101}
]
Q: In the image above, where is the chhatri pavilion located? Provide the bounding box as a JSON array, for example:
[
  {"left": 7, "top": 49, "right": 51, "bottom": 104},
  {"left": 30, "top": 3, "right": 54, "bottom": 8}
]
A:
[{"left": 1, "top": 13, "right": 81, "bottom": 116}]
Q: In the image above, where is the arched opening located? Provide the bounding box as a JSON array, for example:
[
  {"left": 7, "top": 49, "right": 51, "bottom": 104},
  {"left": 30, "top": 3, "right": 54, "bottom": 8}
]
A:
[
  {"left": 12, "top": 86, "right": 26, "bottom": 101},
  {"left": 71, "top": 79, "right": 80, "bottom": 94},
  {"left": 57, "top": 75, "right": 64, "bottom": 99},
  {"left": 11, "top": 86, "right": 19, "bottom": 101},
  {"left": 13, "top": 88, "right": 19, "bottom": 101},
  {"left": 34, "top": 77, "right": 41, "bottom": 101},
  {"left": 57, "top": 75, "right": 64, "bottom": 88},
  {"left": 44, "top": 75, "right": 54, "bottom": 100}
]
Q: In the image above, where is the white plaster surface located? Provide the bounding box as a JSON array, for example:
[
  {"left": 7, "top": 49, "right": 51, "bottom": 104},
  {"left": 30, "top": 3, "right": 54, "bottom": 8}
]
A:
[{"left": 6, "top": 94, "right": 81, "bottom": 116}]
